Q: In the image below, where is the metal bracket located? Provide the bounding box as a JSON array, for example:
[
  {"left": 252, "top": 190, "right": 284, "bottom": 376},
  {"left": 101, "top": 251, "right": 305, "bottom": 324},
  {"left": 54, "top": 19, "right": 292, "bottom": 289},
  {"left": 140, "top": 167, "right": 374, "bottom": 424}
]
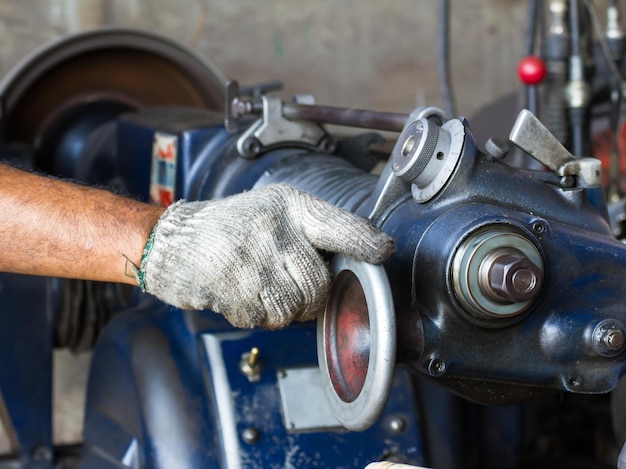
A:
[{"left": 236, "top": 95, "right": 332, "bottom": 159}]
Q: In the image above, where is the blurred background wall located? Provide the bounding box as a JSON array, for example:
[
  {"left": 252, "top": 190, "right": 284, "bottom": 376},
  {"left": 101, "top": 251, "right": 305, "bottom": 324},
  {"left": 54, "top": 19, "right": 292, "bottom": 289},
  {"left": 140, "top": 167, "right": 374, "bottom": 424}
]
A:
[{"left": 0, "top": 0, "right": 531, "bottom": 117}]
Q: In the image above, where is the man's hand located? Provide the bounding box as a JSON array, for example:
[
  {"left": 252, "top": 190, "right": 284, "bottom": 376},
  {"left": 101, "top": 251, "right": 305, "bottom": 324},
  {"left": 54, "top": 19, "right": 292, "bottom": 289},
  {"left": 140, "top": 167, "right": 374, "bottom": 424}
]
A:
[{"left": 139, "top": 184, "right": 395, "bottom": 329}]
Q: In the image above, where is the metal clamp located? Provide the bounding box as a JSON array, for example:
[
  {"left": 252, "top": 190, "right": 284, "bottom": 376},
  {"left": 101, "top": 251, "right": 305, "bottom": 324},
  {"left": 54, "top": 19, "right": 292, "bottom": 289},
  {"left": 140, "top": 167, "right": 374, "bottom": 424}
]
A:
[{"left": 236, "top": 95, "right": 332, "bottom": 158}]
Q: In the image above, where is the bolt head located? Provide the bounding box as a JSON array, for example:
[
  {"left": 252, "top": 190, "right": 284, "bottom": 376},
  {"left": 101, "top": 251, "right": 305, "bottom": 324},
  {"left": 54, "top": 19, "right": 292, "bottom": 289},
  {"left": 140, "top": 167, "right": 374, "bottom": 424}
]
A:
[
  {"left": 485, "top": 250, "right": 543, "bottom": 303},
  {"left": 428, "top": 357, "right": 446, "bottom": 377},
  {"left": 386, "top": 416, "right": 407, "bottom": 433},
  {"left": 605, "top": 330, "right": 625, "bottom": 350},
  {"left": 592, "top": 320, "right": 626, "bottom": 357},
  {"left": 242, "top": 427, "right": 260, "bottom": 444}
]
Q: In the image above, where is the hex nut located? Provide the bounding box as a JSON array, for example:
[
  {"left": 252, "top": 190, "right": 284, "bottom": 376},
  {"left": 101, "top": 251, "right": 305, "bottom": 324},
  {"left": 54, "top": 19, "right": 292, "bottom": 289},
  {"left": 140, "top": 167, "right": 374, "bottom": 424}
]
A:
[
  {"left": 484, "top": 249, "right": 543, "bottom": 303},
  {"left": 592, "top": 319, "right": 626, "bottom": 357}
]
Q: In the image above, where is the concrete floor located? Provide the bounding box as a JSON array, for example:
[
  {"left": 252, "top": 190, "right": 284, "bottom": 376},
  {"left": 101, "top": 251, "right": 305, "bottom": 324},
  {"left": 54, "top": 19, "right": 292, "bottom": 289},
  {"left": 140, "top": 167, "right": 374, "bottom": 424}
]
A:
[{"left": 52, "top": 351, "right": 91, "bottom": 447}]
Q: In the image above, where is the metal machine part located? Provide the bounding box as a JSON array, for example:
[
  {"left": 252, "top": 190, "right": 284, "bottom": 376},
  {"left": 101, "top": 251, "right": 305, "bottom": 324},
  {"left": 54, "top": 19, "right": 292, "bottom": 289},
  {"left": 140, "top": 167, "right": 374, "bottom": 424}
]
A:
[
  {"left": 81, "top": 314, "right": 425, "bottom": 468},
  {"left": 592, "top": 319, "right": 626, "bottom": 358},
  {"left": 236, "top": 94, "right": 332, "bottom": 158},
  {"left": 451, "top": 225, "right": 544, "bottom": 320},
  {"left": 225, "top": 79, "right": 409, "bottom": 137},
  {"left": 276, "top": 366, "right": 343, "bottom": 432},
  {"left": 509, "top": 109, "right": 602, "bottom": 186},
  {"left": 0, "top": 28, "right": 227, "bottom": 469},
  {"left": 3, "top": 16, "right": 626, "bottom": 466},
  {"left": 391, "top": 115, "right": 464, "bottom": 203},
  {"left": 0, "top": 27, "right": 225, "bottom": 177},
  {"left": 317, "top": 255, "right": 396, "bottom": 431}
]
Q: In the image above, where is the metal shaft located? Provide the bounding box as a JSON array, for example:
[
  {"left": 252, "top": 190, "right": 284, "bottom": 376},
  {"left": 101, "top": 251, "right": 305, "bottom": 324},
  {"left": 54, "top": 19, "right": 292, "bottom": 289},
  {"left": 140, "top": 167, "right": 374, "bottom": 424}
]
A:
[{"left": 282, "top": 103, "right": 408, "bottom": 132}]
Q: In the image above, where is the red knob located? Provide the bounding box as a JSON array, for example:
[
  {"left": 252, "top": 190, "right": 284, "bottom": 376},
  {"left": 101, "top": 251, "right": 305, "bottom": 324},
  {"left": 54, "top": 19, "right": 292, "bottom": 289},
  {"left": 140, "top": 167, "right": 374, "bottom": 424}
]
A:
[{"left": 517, "top": 56, "right": 547, "bottom": 85}]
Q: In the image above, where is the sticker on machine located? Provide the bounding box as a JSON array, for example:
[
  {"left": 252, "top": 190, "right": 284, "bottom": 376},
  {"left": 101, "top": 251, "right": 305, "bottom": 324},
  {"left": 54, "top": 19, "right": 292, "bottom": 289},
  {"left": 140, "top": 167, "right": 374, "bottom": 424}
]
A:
[{"left": 150, "top": 132, "right": 178, "bottom": 206}]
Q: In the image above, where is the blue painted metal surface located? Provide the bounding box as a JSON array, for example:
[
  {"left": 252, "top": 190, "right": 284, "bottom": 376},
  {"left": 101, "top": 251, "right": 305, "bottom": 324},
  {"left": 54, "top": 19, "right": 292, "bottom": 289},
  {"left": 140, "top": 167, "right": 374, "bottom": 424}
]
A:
[
  {"left": 0, "top": 274, "right": 57, "bottom": 469},
  {"left": 2, "top": 104, "right": 626, "bottom": 468},
  {"left": 81, "top": 299, "right": 425, "bottom": 468},
  {"left": 82, "top": 107, "right": 626, "bottom": 466}
]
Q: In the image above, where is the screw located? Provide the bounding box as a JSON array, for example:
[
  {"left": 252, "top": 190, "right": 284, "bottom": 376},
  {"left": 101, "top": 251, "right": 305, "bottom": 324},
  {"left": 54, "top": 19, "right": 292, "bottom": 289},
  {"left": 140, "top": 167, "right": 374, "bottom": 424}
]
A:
[
  {"left": 241, "top": 427, "right": 260, "bottom": 444},
  {"left": 568, "top": 377, "right": 583, "bottom": 390},
  {"left": 319, "top": 137, "right": 336, "bottom": 153},
  {"left": 484, "top": 137, "right": 509, "bottom": 161},
  {"left": 231, "top": 97, "right": 252, "bottom": 118},
  {"left": 428, "top": 357, "right": 447, "bottom": 377},
  {"left": 243, "top": 137, "right": 262, "bottom": 156},
  {"left": 532, "top": 221, "right": 548, "bottom": 234},
  {"left": 386, "top": 416, "right": 407, "bottom": 433}
]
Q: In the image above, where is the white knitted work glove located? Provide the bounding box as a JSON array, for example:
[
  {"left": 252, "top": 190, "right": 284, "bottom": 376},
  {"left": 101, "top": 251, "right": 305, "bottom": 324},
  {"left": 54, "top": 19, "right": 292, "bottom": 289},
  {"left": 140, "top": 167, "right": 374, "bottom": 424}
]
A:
[{"left": 138, "top": 184, "right": 395, "bottom": 329}]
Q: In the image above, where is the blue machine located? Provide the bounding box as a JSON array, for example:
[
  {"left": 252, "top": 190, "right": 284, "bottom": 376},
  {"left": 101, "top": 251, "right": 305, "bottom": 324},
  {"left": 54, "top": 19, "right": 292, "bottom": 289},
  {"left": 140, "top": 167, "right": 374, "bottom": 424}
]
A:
[{"left": 1, "top": 25, "right": 626, "bottom": 469}]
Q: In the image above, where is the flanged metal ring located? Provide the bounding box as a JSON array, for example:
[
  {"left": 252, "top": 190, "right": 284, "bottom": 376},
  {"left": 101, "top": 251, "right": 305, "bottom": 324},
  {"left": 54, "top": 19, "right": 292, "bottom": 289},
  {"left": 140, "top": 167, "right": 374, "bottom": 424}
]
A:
[
  {"left": 317, "top": 255, "right": 396, "bottom": 431},
  {"left": 452, "top": 225, "right": 543, "bottom": 319}
]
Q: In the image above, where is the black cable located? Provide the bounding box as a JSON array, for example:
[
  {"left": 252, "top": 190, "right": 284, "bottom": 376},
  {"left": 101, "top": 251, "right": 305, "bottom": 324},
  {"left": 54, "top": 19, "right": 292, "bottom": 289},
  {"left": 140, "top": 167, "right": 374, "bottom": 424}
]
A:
[
  {"left": 524, "top": 0, "right": 541, "bottom": 57},
  {"left": 568, "top": 0, "right": 590, "bottom": 156},
  {"left": 583, "top": 0, "right": 625, "bottom": 88},
  {"left": 570, "top": 0, "right": 582, "bottom": 56},
  {"left": 438, "top": 0, "right": 457, "bottom": 117}
]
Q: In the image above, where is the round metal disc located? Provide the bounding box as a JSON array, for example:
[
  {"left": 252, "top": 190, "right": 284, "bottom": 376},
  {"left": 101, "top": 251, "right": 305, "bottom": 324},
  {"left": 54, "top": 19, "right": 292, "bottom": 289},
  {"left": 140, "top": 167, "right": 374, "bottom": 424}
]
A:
[
  {"left": 0, "top": 27, "right": 225, "bottom": 148},
  {"left": 317, "top": 255, "right": 396, "bottom": 431}
]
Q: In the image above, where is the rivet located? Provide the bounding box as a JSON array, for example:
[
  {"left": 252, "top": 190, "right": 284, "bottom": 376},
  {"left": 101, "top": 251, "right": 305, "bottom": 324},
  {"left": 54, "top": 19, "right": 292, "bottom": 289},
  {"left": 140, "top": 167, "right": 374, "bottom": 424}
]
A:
[
  {"left": 241, "top": 427, "right": 260, "bottom": 444},
  {"left": 387, "top": 416, "right": 407, "bottom": 433}
]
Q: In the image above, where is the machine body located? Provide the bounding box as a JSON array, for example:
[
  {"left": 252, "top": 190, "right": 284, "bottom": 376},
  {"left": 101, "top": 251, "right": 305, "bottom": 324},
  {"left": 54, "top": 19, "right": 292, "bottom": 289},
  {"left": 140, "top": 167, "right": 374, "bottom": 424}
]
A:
[
  {"left": 1, "top": 21, "right": 626, "bottom": 469},
  {"left": 80, "top": 100, "right": 626, "bottom": 465}
]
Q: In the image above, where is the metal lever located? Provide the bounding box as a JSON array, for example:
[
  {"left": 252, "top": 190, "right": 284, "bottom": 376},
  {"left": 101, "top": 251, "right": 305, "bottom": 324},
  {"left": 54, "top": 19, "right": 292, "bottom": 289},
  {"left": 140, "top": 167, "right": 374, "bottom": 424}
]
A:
[{"left": 509, "top": 109, "right": 601, "bottom": 187}]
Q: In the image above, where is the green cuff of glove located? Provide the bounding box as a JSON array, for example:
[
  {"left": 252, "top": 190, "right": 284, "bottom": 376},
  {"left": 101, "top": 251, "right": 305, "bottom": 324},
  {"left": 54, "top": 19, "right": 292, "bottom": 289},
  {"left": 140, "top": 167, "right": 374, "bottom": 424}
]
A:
[{"left": 137, "top": 223, "right": 158, "bottom": 292}]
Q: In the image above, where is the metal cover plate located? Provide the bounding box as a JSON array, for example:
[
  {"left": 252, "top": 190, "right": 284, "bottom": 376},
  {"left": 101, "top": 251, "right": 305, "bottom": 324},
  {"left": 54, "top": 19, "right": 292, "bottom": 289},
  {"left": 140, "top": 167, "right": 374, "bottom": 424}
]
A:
[{"left": 277, "top": 366, "right": 343, "bottom": 432}]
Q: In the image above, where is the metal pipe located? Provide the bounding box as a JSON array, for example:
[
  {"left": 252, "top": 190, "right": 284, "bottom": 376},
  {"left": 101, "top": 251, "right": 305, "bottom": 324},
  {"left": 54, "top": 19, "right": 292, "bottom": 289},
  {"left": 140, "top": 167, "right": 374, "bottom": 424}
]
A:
[
  {"left": 282, "top": 103, "right": 408, "bottom": 132},
  {"left": 438, "top": 0, "right": 457, "bottom": 117}
]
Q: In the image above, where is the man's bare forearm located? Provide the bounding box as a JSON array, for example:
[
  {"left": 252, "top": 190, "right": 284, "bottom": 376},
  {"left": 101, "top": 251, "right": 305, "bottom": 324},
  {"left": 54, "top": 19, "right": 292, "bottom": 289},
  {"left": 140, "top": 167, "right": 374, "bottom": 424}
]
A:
[{"left": 0, "top": 163, "right": 164, "bottom": 284}]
